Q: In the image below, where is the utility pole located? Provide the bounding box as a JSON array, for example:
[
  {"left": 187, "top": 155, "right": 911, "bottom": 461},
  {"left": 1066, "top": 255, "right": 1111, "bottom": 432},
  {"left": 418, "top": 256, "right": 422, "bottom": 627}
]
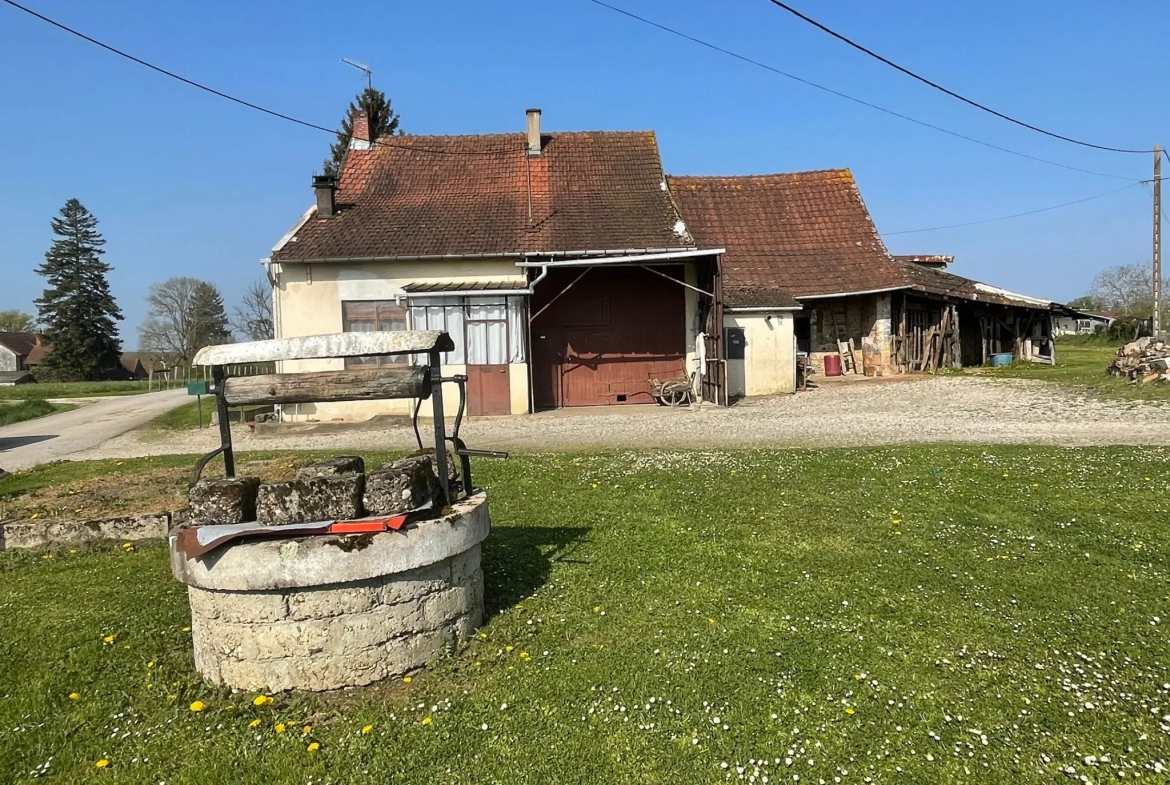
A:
[{"left": 1155, "top": 145, "right": 1163, "bottom": 337}]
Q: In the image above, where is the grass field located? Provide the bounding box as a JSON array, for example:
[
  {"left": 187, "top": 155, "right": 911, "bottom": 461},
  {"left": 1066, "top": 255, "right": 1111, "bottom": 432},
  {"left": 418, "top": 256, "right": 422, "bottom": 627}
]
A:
[
  {"left": 0, "top": 398, "right": 74, "bottom": 426},
  {"left": 0, "top": 380, "right": 165, "bottom": 400},
  {"left": 2, "top": 446, "right": 1169, "bottom": 783},
  {"left": 964, "top": 337, "right": 1170, "bottom": 401},
  {"left": 144, "top": 399, "right": 271, "bottom": 432}
]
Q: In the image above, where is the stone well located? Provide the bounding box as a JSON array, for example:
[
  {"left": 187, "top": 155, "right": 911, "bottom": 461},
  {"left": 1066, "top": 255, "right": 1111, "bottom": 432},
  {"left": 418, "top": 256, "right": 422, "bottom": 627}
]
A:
[{"left": 169, "top": 494, "right": 489, "bottom": 692}]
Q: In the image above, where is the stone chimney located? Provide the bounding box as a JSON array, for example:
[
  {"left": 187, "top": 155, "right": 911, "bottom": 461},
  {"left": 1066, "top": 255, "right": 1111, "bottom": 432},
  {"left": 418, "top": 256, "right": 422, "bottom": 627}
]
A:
[
  {"left": 526, "top": 108, "right": 542, "bottom": 156},
  {"left": 350, "top": 109, "right": 372, "bottom": 151},
  {"left": 313, "top": 175, "right": 338, "bottom": 218}
]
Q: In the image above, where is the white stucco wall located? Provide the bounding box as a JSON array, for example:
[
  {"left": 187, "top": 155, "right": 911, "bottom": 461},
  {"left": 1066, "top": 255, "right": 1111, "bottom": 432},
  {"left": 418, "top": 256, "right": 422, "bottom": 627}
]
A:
[
  {"left": 724, "top": 312, "right": 796, "bottom": 397},
  {"left": 273, "top": 259, "right": 529, "bottom": 421},
  {"left": 0, "top": 345, "right": 17, "bottom": 373}
]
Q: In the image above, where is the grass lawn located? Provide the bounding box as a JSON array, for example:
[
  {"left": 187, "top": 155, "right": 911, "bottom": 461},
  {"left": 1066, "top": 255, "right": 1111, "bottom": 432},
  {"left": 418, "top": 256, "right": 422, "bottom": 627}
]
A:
[
  {"left": 144, "top": 399, "right": 271, "bottom": 432},
  {"left": 0, "top": 380, "right": 167, "bottom": 400},
  {"left": 0, "top": 398, "right": 74, "bottom": 426},
  {"left": 963, "top": 337, "right": 1170, "bottom": 402},
  {"left": 2, "top": 446, "right": 1170, "bottom": 783}
]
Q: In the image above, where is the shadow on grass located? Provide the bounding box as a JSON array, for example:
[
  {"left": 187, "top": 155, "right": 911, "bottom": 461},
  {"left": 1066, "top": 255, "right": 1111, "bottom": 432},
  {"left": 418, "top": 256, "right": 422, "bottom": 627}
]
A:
[{"left": 481, "top": 525, "right": 590, "bottom": 616}]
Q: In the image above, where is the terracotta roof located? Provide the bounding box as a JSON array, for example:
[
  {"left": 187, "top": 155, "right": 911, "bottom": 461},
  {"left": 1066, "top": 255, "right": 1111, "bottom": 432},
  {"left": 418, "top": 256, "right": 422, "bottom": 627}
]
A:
[
  {"left": 669, "top": 170, "right": 905, "bottom": 303},
  {"left": 0, "top": 332, "right": 38, "bottom": 357},
  {"left": 723, "top": 287, "right": 801, "bottom": 309},
  {"left": 25, "top": 343, "right": 48, "bottom": 365},
  {"left": 670, "top": 171, "right": 1056, "bottom": 311},
  {"left": 273, "top": 131, "right": 692, "bottom": 262}
]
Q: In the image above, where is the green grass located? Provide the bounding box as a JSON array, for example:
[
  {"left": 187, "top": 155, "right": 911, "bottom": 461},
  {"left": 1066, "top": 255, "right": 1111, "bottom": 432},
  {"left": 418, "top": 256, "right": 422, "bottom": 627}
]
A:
[
  {"left": 0, "top": 398, "right": 74, "bottom": 426},
  {"left": 143, "top": 400, "right": 272, "bottom": 432},
  {"left": 964, "top": 337, "right": 1170, "bottom": 401},
  {"left": 2, "top": 447, "right": 1170, "bottom": 783},
  {"left": 0, "top": 380, "right": 164, "bottom": 400}
]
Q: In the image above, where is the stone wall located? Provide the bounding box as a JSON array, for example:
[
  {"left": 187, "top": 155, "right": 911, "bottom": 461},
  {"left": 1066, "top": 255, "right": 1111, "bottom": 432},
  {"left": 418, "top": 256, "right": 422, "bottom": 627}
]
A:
[
  {"left": 188, "top": 545, "right": 483, "bottom": 692},
  {"left": 0, "top": 513, "right": 171, "bottom": 552},
  {"left": 172, "top": 493, "right": 491, "bottom": 692}
]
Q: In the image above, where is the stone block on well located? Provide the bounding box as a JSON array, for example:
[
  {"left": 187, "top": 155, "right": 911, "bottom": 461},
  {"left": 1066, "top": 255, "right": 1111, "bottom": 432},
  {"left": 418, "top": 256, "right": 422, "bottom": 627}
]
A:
[
  {"left": 255, "top": 475, "right": 364, "bottom": 525},
  {"left": 296, "top": 455, "right": 365, "bottom": 480},
  {"left": 364, "top": 455, "right": 439, "bottom": 516},
  {"left": 188, "top": 477, "right": 262, "bottom": 526}
]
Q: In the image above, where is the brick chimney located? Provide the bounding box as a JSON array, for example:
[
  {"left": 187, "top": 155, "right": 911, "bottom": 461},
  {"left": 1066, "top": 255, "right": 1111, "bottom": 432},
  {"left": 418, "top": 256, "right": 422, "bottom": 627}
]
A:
[
  {"left": 313, "top": 174, "right": 338, "bottom": 218},
  {"left": 350, "top": 109, "right": 372, "bottom": 151},
  {"left": 526, "top": 108, "right": 542, "bottom": 156}
]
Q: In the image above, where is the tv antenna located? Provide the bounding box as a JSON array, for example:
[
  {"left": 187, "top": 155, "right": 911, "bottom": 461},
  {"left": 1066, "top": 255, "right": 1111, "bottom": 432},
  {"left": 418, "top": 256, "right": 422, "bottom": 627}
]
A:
[{"left": 341, "top": 58, "right": 372, "bottom": 89}]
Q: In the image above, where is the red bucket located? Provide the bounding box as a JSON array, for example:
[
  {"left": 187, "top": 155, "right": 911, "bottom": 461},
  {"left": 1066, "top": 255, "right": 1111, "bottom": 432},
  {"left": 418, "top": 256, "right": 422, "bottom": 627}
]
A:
[{"left": 823, "top": 354, "right": 842, "bottom": 377}]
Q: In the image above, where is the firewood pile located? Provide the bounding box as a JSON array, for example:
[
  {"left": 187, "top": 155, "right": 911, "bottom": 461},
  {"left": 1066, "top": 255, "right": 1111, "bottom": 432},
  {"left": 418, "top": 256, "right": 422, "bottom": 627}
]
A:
[{"left": 1106, "top": 338, "right": 1170, "bottom": 384}]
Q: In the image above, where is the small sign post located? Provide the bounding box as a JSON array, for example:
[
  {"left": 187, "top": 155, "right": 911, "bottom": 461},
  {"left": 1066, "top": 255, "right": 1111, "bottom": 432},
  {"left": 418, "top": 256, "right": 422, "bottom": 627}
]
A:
[{"left": 187, "top": 381, "right": 211, "bottom": 429}]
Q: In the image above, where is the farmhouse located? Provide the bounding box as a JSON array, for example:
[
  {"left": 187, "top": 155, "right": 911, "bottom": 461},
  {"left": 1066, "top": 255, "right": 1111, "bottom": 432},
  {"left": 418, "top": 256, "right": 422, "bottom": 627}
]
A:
[
  {"left": 0, "top": 332, "right": 42, "bottom": 373},
  {"left": 268, "top": 112, "right": 1070, "bottom": 421},
  {"left": 269, "top": 109, "right": 728, "bottom": 420},
  {"left": 670, "top": 170, "right": 1068, "bottom": 379}
]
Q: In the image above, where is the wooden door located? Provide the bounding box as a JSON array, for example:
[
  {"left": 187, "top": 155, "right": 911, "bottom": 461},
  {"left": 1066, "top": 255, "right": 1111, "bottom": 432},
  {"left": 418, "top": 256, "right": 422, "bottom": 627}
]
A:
[
  {"left": 467, "top": 364, "right": 510, "bottom": 416},
  {"left": 531, "top": 266, "right": 686, "bottom": 408}
]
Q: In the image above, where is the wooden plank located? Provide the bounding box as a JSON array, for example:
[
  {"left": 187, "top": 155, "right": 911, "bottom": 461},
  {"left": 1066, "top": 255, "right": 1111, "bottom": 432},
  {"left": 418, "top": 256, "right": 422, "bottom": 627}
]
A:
[
  {"left": 193, "top": 331, "right": 454, "bottom": 366},
  {"left": 222, "top": 368, "right": 431, "bottom": 406}
]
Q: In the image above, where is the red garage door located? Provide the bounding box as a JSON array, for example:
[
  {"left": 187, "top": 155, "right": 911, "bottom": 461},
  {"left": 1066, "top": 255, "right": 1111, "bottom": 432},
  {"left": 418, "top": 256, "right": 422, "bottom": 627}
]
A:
[{"left": 531, "top": 266, "right": 686, "bottom": 408}]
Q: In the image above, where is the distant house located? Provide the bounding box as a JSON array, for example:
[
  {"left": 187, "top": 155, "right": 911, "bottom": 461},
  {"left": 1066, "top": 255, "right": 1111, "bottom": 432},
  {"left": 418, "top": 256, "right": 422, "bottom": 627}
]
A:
[
  {"left": 1054, "top": 310, "right": 1115, "bottom": 336},
  {"left": 670, "top": 170, "right": 1070, "bottom": 376},
  {"left": 0, "top": 332, "right": 42, "bottom": 373},
  {"left": 0, "top": 370, "right": 33, "bottom": 386}
]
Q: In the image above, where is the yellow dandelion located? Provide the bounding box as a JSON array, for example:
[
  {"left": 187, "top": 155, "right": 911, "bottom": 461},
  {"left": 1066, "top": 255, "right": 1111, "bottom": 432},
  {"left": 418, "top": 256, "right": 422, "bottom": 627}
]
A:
[
  {"left": 421, "top": 716, "right": 432, "bottom": 725},
  {"left": 403, "top": 676, "right": 413, "bottom": 684},
  {"left": 845, "top": 707, "right": 855, "bottom": 715},
  {"left": 30, "top": 513, "right": 38, "bottom": 520},
  {"left": 95, "top": 759, "right": 110, "bottom": 769},
  {"left": 69, "top": 692, "right": 80, "bottom": 700},
  {"left": 249, "top": 719, "right": 261, "bottom": 728},
  {"left": 189, "top": 701, "right": 205, "bottom": 712},
  {"left": 592, "top": 606, "right": 600, "bottom": 614},
  {"left": 708, "top": 618, "right": 716, "bottom": 626},
  {"left": 122, "top": 542, "right": 134, "bottom": 549},
  {"left": 115, "top": 461, "right": 124, "bottom": 466},
  {"left": 147, "top": 661, "right": 155, "bottom": 668},
  {"left": 275, "top": 723, "right": 286, "bottom": 734},
  {"left": 302, "top": 725, "right": 312, "bottom": 734},
  {"left": 891, "top": 519, "right": 901, "bottom": 525},
  {"left": 1032, "top": 483, "right": 1040, "bottom": 489},
  {"left": 41, "top": 553, "right": 52, "bottom": 560},
  {"left": 307, "top": 742, "right": 320, "bottom": 753},
  {"left": 252, "top": 694, "right": 273, "bottom": 706},
  {"left": 182, "top": 627, "right": 191, "bottom": 632},
  {"left": 102, "top": 635, "right": 115, "bottom": 644},
  {"left": 504, "top": 646, "right": 514, "bottom": 653},
  {"left": 362, "top": 724, "right": 373, "bottom": 735}
]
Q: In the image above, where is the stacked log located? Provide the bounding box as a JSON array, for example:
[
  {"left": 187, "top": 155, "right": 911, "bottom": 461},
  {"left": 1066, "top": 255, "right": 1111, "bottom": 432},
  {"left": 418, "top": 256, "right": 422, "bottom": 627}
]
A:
[{"left": 1107, "top": 338, "right": 1170, "bottom": 384}]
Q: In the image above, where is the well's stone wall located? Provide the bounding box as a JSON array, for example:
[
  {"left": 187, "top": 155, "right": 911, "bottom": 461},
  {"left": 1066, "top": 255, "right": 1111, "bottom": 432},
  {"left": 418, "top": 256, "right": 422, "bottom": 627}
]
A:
[
  {"left": 171, "top": 493, "right": 490, "bottom": 691},
  {"left": 187, "top": 545, "right": 483, "bottom": 691}
]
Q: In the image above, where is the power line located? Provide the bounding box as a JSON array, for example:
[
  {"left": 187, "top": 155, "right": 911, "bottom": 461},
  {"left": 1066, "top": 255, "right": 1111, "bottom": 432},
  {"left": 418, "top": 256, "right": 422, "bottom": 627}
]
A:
[
  {"left": 884, "top": 182, "right": 1142, "bottom": 235},
  {"left": 585, "top": 0, "right": 1136, "bottom": 181},
  {"left": 762, "top": 0, "right": 1150, "bottom": 155},
  {"left": 0, "top": 0, "right": 514, "bottom": 157}
]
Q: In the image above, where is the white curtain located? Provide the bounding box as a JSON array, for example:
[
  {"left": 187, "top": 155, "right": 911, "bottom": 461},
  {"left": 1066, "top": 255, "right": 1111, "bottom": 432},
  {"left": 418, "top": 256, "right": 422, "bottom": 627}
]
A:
[{"left": 506, "top": 296, "right": 527, "bottom": 363}]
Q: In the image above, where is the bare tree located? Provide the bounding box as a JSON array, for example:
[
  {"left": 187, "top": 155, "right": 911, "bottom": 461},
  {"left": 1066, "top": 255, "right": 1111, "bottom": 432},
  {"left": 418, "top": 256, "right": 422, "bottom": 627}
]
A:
[
  {"left": 1085, "top": 264, "right": 1170, "bottom": 319},
  {"left": 231, "top": 279, "right": 274, "bottom": 341},
  {"left": 138, "top": 277, "right": 232, "bottom": 367}
]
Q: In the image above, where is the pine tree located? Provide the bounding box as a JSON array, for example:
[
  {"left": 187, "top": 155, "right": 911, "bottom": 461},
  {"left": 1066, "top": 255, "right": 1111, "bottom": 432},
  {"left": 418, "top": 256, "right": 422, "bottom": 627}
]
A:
[
  {"left": 34, "top": 199, "right": 123, "bottom": 380},
  {"left": 323, "top": 87, "right": 401, "bottom": 176},
  {"left": 189, "top": 281, "right": 232, "bottom": 351}
]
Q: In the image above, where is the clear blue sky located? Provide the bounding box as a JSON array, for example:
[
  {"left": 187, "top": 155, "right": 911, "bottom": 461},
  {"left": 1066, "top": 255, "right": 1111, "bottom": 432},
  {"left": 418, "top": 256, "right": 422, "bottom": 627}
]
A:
[{"left": 1, "top": 0, "right": 1165, "bottom": 344}]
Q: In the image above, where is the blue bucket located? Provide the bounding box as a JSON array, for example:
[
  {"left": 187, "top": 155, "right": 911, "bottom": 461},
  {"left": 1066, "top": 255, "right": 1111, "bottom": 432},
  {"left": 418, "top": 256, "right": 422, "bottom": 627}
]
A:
[{"left": 990, "top": 352, "right": 1014, "bottom": 367}]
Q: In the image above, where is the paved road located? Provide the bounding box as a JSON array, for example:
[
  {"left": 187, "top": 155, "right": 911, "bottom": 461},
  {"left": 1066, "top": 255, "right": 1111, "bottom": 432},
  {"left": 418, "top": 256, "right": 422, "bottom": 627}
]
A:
[{"left": 0, "top": 389, "right": 188, "bottom": 471}]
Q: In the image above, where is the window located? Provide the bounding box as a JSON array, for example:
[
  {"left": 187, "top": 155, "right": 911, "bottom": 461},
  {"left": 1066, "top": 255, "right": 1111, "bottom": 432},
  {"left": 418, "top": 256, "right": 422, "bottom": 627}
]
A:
[
  {"left": 406, "top": 295, "right": 528, "bottom": 366},
  {"left": 341, "top": 301, "right": 407, "bottom": 368}
]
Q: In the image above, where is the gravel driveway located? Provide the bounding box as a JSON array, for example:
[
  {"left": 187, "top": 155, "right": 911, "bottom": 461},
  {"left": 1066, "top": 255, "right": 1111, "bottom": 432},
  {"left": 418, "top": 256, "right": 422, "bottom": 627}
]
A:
[{"left": 75, "top": 377, "right": 1170, "bottom": 460}]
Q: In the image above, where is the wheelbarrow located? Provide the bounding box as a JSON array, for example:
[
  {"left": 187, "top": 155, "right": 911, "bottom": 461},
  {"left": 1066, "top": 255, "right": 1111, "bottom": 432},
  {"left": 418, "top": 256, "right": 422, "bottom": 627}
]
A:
[{"left": 649, "top": 372, "right": 696, "bottom": 407}]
